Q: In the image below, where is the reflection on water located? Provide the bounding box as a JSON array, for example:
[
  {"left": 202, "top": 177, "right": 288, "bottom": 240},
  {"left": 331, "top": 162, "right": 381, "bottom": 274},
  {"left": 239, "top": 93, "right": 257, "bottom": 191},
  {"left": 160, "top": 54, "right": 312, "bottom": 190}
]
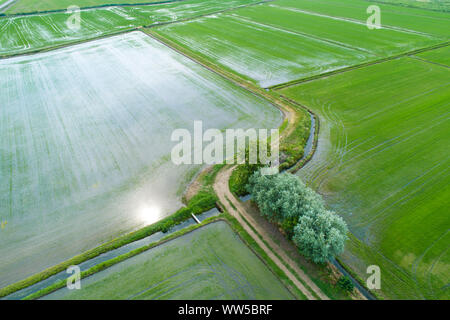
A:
[{"left": 138, "top": 204, "right": 162, "bottom": 225}]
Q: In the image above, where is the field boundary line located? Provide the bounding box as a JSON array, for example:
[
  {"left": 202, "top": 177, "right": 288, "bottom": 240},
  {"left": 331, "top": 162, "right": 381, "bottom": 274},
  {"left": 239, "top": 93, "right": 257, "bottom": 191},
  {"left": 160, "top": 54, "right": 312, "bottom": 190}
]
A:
[
  {"left": 408, "top": 55, "right": 450, "bottom": 69},
  {"left": 143, "top": 31, "right": 259, "bottom": 93},
  {"left": 0, "top": 28, "right": 139, "bottom": 60},
  {"left": 144, "top": 29, "right": 316, "bottom": 172},
  {"left": 276, "top": 97, "right": 382, "bottom": 301},
  {"left": 362, "top": 0, "right": 450, "bottom": 14},
  {"left": 269, "top": 41, "right": 450, "bottom": 90},
  {"left": 0, "top": 0, "right": 187, "bottom": 17},
  {"left": 0, "top": 187, "right": 219, "bottom": 298},
  {"left": 216, "top": 177, "right": 316, "bottom": 300}
]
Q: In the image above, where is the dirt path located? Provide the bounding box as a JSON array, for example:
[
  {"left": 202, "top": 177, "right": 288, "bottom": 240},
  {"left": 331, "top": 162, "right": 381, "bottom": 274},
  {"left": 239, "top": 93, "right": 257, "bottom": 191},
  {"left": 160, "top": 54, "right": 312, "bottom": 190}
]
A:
[
  {"left": 279, "top": 105, "right": 297, "bottom": 140},
  {"left": 213, "top": 165, "right": 330, "bottom": 300}
]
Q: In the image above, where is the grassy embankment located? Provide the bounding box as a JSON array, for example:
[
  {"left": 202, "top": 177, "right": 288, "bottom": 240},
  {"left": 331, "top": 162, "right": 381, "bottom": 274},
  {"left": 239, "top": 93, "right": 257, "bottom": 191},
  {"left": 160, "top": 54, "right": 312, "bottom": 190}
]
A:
[{"left": 26, "top": 213, "right": 307, "bottom": 300}]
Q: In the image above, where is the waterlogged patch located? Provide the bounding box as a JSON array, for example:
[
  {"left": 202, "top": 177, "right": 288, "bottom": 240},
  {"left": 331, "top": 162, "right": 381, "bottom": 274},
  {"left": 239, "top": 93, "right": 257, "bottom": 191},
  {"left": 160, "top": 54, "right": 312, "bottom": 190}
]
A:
[{"left": 0, "top": 31, "right": 281, "bottom": 287}]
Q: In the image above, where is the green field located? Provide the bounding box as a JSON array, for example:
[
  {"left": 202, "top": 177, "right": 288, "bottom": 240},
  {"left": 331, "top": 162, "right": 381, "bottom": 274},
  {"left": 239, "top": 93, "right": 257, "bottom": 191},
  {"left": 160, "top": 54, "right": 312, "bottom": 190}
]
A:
[
  {"left": 231, "top": 3, "right": 439, "bottom": 56},
  {"left": 154, "top": 13, "right": 372, "bottom": 87},
  {"left": 417, "top": 45, "right": 450, "bottom": 65},
  {"left": 0, "top": 0, "right": 260, "bottom": 57},
  {"left": 153, "top": 0, "right": 442, "bottom": 87},
  {"left": 371, "top": 0, "right": 450, "bottom": 12},
  {"left": 42, "top": 221, "right": 295, "bottom": 299},
  {"left": 5, "top": 0, "right": 164, "bottom": 14},
  {"left": 275, "top": 0, "right": 450, "bottom": 38},
  {"left": 0, "top": 30, "right": 281, "bottom": 289},
  {"left": 280, "top": 57, "right": 450, "bottom": 299}
]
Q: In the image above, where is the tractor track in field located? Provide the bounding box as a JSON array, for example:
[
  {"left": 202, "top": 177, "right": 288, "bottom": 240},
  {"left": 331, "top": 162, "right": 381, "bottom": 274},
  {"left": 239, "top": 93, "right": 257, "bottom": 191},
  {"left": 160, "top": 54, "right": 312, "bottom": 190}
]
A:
[{"left": 408, "top": 55, "right": 450, "bottom": 69}]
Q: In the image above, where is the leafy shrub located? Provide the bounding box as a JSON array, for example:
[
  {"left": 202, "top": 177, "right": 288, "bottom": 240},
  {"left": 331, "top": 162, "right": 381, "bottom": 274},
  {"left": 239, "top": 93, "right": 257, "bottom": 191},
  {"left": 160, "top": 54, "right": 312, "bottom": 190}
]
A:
[
  {"left": 280, "top": 216, "right": 298, "bottom": 240},
  {"left": 160, "top": 221, "right": 174, "bottom": 233},
  {"left": 229, "top": 163, "right": 261, "bottom": 196},
  {"left": 337, "top": 276, "right": 354, "bottom": 292}
]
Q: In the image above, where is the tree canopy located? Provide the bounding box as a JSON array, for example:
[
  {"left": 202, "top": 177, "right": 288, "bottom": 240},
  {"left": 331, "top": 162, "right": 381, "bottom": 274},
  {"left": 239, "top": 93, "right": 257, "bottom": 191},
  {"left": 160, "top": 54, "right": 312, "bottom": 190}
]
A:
[
  {"left": 247, "top": 169, "right": 348, "bottom": 263},
  {"left": 246, "top": 170, "right": 325, "bottom": 223},
  {"left": 292, "top": 210, "right": 348, "bottom": 264}
]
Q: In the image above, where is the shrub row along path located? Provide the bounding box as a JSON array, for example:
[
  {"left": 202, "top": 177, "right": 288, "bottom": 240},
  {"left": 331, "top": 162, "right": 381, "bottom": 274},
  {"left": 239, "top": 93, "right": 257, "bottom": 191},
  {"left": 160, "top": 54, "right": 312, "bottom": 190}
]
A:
[{"left": 213, "top": 165, "right": 329, "bottom": 300}]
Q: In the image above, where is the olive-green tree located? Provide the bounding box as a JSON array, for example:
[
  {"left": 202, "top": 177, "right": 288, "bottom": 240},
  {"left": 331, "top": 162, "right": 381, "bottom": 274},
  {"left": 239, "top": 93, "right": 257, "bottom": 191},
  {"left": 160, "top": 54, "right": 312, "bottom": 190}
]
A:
[
  {"left": 246, "top": 170, "right": 325, "bottom": 224},
  {"left": 247, "top": 169, "right": 348, "bottom": 263},
  {"left": 292, "top": 210, "right": 348, "bottom": 264}
]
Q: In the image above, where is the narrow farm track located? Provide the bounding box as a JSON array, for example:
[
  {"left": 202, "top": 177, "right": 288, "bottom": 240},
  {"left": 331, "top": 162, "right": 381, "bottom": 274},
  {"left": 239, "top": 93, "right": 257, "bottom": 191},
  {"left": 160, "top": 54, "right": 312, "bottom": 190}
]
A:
[{"left": 213, "top": 165, "right": 330, "bottom": 300}]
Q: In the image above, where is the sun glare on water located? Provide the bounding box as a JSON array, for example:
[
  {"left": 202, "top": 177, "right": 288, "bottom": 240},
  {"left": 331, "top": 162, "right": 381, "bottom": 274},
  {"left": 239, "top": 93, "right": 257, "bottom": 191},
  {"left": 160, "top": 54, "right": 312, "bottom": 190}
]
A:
[{"left": 139, "top": 205, "right": 161, "bottom": 225}]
